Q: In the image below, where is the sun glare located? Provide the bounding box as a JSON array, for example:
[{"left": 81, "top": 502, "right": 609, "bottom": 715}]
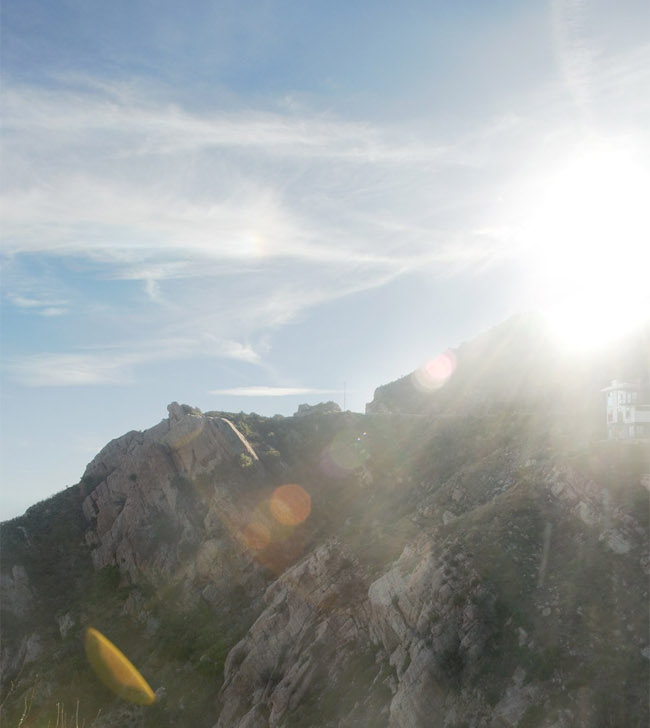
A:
[{"left": 517, "top": 138, "right": 649, "bottom": 350}]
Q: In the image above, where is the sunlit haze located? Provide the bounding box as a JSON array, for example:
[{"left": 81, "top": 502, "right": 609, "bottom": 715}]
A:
[
  {"left": 516, "top": 137, "right": 650, "bottom": 349},
  {"left": 1, "top": 0, "right": 648, "bottom": 518}
]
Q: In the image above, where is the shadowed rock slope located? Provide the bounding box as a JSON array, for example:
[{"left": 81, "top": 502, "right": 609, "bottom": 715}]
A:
[{"left": 2, "top": 317, "right": 649, "bottom": 728}]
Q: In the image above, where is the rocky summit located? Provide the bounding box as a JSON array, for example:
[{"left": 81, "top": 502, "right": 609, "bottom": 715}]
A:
[{"left": 1, "top": 316, "right": 649, "bottom": 728}]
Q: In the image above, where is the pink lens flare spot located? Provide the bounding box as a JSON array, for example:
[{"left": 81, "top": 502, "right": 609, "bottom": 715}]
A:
[{"left": 413, "top": 350, "right": 457, "bottom": 392}]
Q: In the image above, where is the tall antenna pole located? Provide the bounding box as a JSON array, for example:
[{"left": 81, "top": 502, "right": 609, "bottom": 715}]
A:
[{"left": 343, "top": 381, "right": 347, "bottom": 411}]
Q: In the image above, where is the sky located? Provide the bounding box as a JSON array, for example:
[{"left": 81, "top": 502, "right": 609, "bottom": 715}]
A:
[{"left": 1, "top": 0, "right": 649, "bottom": 519}]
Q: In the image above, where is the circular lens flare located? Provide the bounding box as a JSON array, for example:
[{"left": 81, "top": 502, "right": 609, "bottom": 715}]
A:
[
  {"left": 320, "top": 430, "right": 370, "bottom": 477},
  {"left": 242, "top": 521, "right": 271, "bottom": 551},
  {"left": 412, "top": 350, "right": 456, "bottom": 392},
  {"left": 270, "top": 484, "right": 311, "bottom": 526}
]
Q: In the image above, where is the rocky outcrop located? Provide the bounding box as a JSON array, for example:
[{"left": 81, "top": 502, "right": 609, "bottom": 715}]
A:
[
  {"left": 0, "top": 564, "right": 34, "bottom": 618},
  {"left": 215, "top": 534, "right": 504, "bottom": 728},
  {"left": 81, "top": 403, "right": 262, "bottom": 581},
  {"left": 368, "top": 540, "right": 497, "bottom": 728},
  {"left": 544, "top": 463, "right": 646, "bottom": 560},
  {"left": 216, "top": 541, "right": 369, "bottom": 727},
  {"left": 294, "top": 401, "right": 342, "bottom": 417},
  {"left": 0, "top": 631, "right": 43, "bottom": 682},
  {"left": 0, "top": 565, "right": 38, "bottom": 682}
]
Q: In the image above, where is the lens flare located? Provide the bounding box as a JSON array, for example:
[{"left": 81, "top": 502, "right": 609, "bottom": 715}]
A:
[
  {"left": 242, "top": 521, "right": 271, "bottom": 551},
  {"left": 270, "top": 484, "right": 311, "bottom": 526},
  {"left": 85, "top": 627, "right": 155, "bottom": 705},
  {"left": 412, "top": 350, "right": 456, "bottom": 392},
  {"left": 320, "top": 429, "right": 370, "bottom": 478}
]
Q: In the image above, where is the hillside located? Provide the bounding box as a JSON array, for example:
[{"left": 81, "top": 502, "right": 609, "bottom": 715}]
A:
[{"left": 1, "top": 316, "right": 649, "bottom": 727}]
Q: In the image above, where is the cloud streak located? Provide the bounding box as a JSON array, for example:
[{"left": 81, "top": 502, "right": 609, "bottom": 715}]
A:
[
  {"left": 0, "top": 76, "right": 492, "bottom": 272},
  {"left": 2, "top": 77, "right": 448, "bottom": 163},
  {"left": 209, "top": 386, "right": 340, "bottom": 397},
  {"left": 8, "top": 337, "right": 261, "bottom": 387},
  {"left": 552, "top": 0, "right": 598, "bottom": 110},
  {"left": 6, "top": 293, "right": 70, "bottom": 316}
]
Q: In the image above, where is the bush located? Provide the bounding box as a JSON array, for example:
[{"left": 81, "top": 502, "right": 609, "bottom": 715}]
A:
[
  {"left": 237, "top": 421, "right": 252, "bottom": 437},
  {"left": 238, "top": 453, "right": 253, "bottom": 469}
]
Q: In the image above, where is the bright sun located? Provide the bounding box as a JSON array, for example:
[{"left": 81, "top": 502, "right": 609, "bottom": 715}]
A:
[{"left": 515, "top": 137, "right": 649, "bottom": 350}]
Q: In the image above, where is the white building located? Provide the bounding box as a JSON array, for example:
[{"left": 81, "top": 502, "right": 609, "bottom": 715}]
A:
[{"left": 601, "top": 380, "right": 650, "bottom": 440}]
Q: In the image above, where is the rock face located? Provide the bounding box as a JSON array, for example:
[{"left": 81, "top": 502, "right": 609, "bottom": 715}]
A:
[
  {"left": 216, "top": 540, "right": 369, "bottom": 728},
  {"left": 81, "top": 403, "right": 261, "bottom": 581},
  {"left": 0, "top": 565, "right": 37, "bottom": 679},
  {"left": 0, "top": 564, "right": 33, "bottom": 618},
  {"left": 368, "top": 541, "right": 497, "bottom": 728}
]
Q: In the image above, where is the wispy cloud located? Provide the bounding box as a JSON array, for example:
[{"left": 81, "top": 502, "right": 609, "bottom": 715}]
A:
[
  {"left": 0, "top": 76, "right": 490, "bottom": 273},
  {"left": 549, "top": 0, "right": 649, "bottom": 116},
  {"left": 6, "top": 293, "right": 70, "bottom": 316},
  {"left": 552, "top": 0, "right": 598, "bottom": 110},
  {"left": 9, "top": 352, "right": 135, "bottom": 387},
  {"left": 8, "top": 337, "right": 261, "bottom": 387},
  {"left": 39, "top": 307, "right": 68, "bottom": 317},
  {"left": 209, "top": 386, "right": 339, "bottom": 397},
  {"left": 2, "top": 77, "right": 448, "bottom": 163}
]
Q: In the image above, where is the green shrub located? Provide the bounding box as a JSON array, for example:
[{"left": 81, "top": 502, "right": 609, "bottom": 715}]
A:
[
  {"left": 237, "top": 421, "right": 252, "bottom": 437},
  {"left": 238, "top": 453, "right": 253, "bottom": 469}
]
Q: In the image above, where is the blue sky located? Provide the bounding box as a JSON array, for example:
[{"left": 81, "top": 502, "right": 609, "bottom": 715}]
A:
[{"left": 1, "top": 0, "right": 649, "bottom": 518}]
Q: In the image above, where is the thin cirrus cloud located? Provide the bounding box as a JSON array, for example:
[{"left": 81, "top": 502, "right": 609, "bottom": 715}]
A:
[
  {"left": 0, "top": 75, "right": 495, "bottom": 274},
  {"left": 6, "top": 294, "right": 70, "bottom": 316},
  {"left": 1, "top": 77, "right": 448, "bottom": 162},
  {"left": 209, "top": 386, "right": 340, "bottom": 397},
  {"left": 9, "top": 352, "right": 138, "bottom": 387},
  {"left": 9, "top": 338, "right": 261, "bottom": 387},
  {"left": 551, "top": 0, "right": 650, "bottom": 114},
  {"left": 551, "top": 0, "right": 599, "bottom": 110}
]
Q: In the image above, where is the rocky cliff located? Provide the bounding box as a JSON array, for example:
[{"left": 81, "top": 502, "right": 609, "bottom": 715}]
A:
[
  {"left": 1, "top": 317, "right": 648, "bottom": 728},
  {"left": 81, "top": 401, "right": 261, "bottom": 582}
]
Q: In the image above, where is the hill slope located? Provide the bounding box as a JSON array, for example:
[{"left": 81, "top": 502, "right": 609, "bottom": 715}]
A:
[{"left": 2, "top": 317, "right": 649, "bottom": 727}]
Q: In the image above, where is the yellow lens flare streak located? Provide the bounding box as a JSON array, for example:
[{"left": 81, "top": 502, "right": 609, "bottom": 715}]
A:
[{"left": 85, "top": 627, "right": 156, "bottom": 705}]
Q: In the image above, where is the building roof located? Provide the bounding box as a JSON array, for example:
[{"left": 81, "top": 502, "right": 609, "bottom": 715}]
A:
[{"left": 601, "top": 380, "right": 640, "bottom": 393}]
